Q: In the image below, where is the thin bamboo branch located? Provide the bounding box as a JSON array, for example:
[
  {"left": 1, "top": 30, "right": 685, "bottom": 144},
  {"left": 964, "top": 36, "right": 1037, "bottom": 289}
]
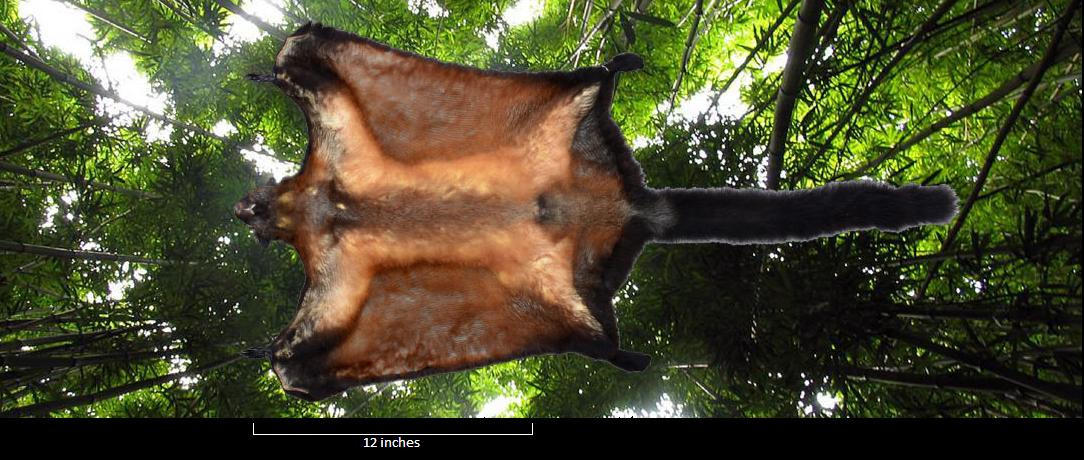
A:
[
  {"left": 666, "top": 0, "right": 706, "bottom": 110},
  {"left": 0, "top": 161, "right": 158, "bottom": 199},
  {"left": 15, "top": 279, "right": 123, "bottom": 310},
  {"left": 700, "top": 0, "right": 801, "bottom": 125},
  {"left": 811, "top": 0, "right": 849, "bottom": 63},
  {"left": 668, "top": 363, "right": 711, "bottom": 369},
  {"left": 852, "top": 4, "right": 887, "bottom": 48},
  {"left": 878, "top": 233, "right": 1080, "bottom": 267},
  {"left": 792, "top": 0, "right": 960, "bottom": 184},
  {"left": 879, "top": 306, "right": 1081, "bottom": 324},
  {"left": 789, "top": 1, "right": 849, "bottom": 137},
  {"left": 568, "top": 1, "right": 624, "bottom": 68},
  {"left": 0, "top": 368, "right": 56, "bottom": 397},
  {"left": 0, "top": 122, "right": 97, "bottom": 159},
  {"left": 577, "top": 0, "right": 592, "bottom": 42},
  {"left": 562, "top": 0, "right": 579, "bottom": 29},
  {"left": 343, "top": 382, "right": 391, "bottom": 417},
  {"left": 1001, "top": 390, "right": 1074, "bottom": 416},
  {"left": 680, "top": 366, "right": 723, "bottom": 402},
  {"left": 0, "top": 324, "right": 151, "bottom": 351},
  {"left": 0, "top": 355, "right": 242, "bottom": 417},
  {"left": 58, "top": 0, "right": 152, "bottom": 44},
  {"left": 890, "top": 330, "right": 1082, "bottom": 405},
  {"left": 269, "top": 0, "right": 305, "bottom": 25},
  {"left": 0, "top": 23, "right": 39, "bottom": 58},
  {"left": 216, "top": 0, "right": 287, "bottom": 41},
  {"left": 593, "top": 19, "right": 615, "bottom": 64},
  {"left": 0, "top": 41, "right": 297, "bottom": 165},
  {"left": 841, "top": 365, "right": 1022, "bottom": 393},
  {"left": 0, "top": 349, "right": 177, "bottom": 369},
  {"left": 837, "top": 44, "right": 1077, "bottom": 181},
  {"left": 0, "top": 240, "right": 175, "bottom": 266},
  {"left": 825, "top": 0, "right": 1010, "bottom": 79},
  {"left": 12, "top": 324, "right": 163, "bottom": 358},
  {"left": 153, "top": 0, "right": 226, "bottom": 44},
  {"left": 916, "top": 1, "right": 1079, "bottom": 298},
  {"left": 677, "top": 0, "right": 704, "bottom": 27},
  {"left": 0, "top": 309, "right": 79, "bottom": 333},
  {"left": 977, "top": 160, "right": 1079, "bottom": 201},
  {"left": 932, "top": 0, "right": 1041, "bottom": 59}
]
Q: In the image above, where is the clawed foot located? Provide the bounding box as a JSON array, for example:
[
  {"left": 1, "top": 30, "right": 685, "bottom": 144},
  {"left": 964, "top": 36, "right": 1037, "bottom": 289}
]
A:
[{"left": 241, "top": 346, "right": 271, "bottom": 359}]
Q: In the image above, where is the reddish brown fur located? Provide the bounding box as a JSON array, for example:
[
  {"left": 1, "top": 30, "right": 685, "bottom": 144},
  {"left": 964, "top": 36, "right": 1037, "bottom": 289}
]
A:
[
  {"left": 259, "top": 26, "right": 633, "bottom": 399},
  {"left": 240, "top": 23, "right": 958, "bottom": 400}
]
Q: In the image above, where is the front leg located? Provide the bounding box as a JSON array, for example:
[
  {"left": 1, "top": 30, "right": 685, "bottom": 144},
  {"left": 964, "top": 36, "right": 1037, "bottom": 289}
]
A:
[{"left": 271, "top": 253, "right": 374, "bottom": 401}]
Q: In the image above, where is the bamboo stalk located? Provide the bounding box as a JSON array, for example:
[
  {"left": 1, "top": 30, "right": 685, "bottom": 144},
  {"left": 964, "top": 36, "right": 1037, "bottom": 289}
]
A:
[{"left": 764, "top": 0, "right": 825, "bottom": 190}]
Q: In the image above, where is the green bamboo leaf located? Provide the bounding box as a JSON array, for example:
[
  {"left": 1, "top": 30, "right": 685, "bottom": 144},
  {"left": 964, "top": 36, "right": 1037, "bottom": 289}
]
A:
[
  {"left": 920, "top": 168, "right": 942, "bottom": 185},
  {"left": 625, "top": 11, "right": 676, "bottom": 27}
]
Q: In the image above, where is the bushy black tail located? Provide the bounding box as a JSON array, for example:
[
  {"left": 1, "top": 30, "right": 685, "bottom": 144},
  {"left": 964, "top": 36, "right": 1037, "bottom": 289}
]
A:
[{"left": 652, "top": 181, "right": 958, "bottom": 244}]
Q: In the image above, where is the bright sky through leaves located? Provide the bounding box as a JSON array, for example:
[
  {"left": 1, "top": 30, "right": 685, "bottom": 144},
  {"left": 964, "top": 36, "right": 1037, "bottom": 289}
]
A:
[{"left": 20, "top": 0, "right": 173, "bottom": 142}]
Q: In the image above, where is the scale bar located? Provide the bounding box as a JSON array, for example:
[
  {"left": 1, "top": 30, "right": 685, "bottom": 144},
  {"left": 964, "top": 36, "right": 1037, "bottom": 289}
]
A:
[{"left": 252, "top": 422, "right": 534, "bottom": 437}]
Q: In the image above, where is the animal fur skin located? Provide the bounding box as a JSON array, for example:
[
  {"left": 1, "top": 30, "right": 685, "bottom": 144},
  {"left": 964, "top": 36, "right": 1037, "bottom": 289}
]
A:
[{"left": 234, "top": 23, "right": 958, "bottom": 401}]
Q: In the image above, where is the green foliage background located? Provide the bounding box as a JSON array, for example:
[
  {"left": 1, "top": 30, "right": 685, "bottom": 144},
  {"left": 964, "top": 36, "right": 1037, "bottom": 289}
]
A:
[{"left": 0, "top": 0, "right": 1080, "bottom": 417}]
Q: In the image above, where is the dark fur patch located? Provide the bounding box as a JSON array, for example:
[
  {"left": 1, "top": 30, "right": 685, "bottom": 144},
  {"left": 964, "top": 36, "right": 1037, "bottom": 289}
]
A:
[
  {"left": 653, "top": 181, "right": 959, "bottom": 244},
  {"left": 611, "top": 349, "right": 651, "bottom": 371},
  {"left": 604, "top": 53, "right": 645, "bottom": 73}
]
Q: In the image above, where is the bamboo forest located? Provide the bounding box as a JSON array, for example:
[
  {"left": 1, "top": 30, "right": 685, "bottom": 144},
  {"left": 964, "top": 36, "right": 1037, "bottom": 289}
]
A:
[{"left": 0, "top": 0, "right": 1080, "bottom": 418}]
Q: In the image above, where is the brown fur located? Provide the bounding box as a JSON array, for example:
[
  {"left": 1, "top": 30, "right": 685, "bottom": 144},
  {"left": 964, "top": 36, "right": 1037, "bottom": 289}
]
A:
[
  {"left": 238, "top": 23, "right": 956, "bottom": 401},
  {"left": 245, "top": 23, "right": 638, "bottom": 401}
]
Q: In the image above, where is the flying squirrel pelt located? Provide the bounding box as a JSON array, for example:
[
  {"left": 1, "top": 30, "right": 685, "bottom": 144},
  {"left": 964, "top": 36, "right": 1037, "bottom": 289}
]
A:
[{"left": 234, "top": 23, "right": 958, "bottom": 401}]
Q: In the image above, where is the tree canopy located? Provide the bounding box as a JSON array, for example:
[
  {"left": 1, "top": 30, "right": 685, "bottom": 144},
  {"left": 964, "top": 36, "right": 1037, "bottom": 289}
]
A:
[{"left": 0, "top": 0, "right": 1080, "bottom": 417}]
